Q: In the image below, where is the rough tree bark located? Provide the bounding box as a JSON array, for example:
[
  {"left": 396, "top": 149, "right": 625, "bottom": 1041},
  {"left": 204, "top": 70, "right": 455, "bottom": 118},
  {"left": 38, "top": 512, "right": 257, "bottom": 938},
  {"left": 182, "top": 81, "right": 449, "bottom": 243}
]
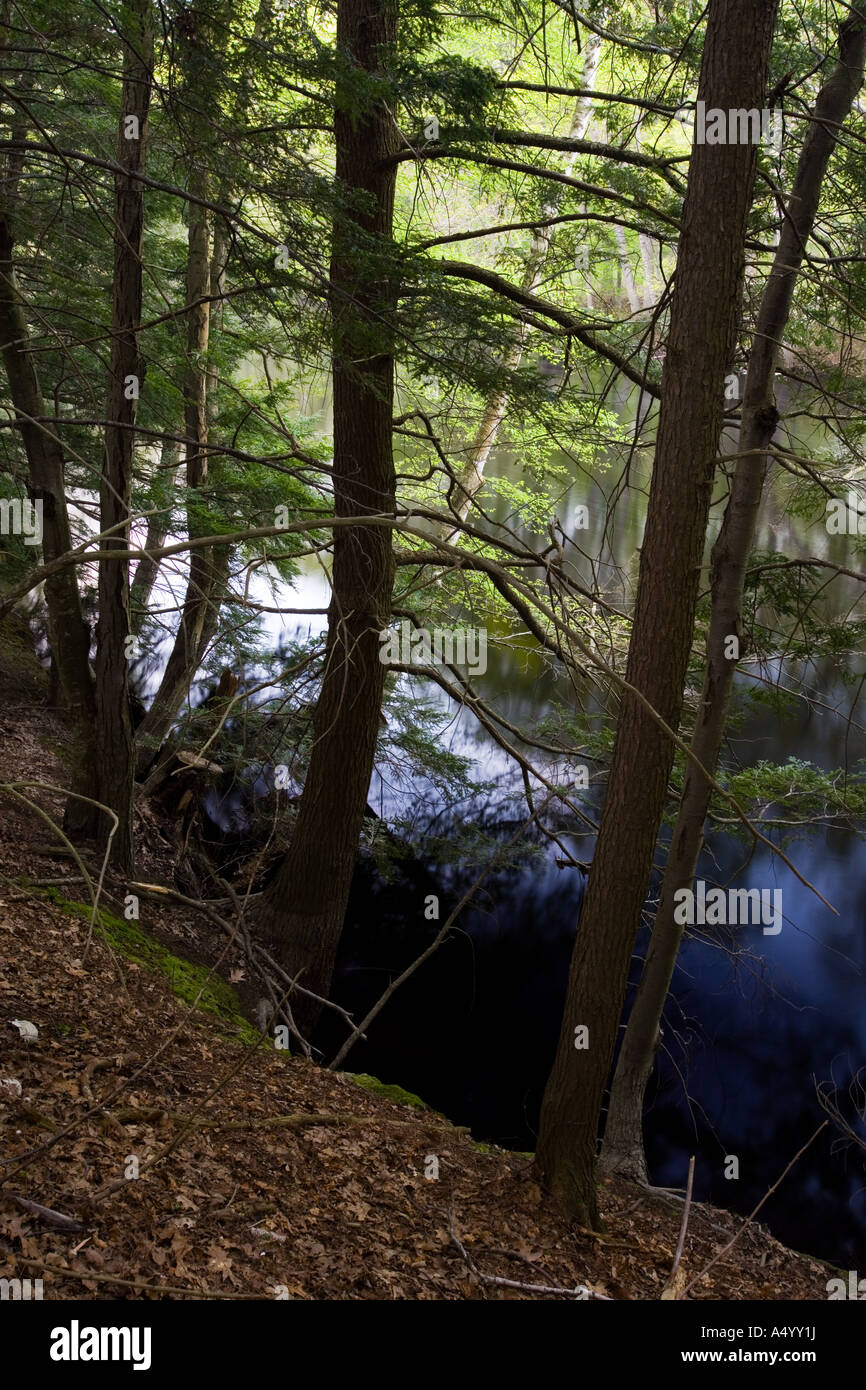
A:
[
  {"left": 600, "top": 14, "right": 866, "bottom": 1183},
  {"left": 255, "top": 0, "right": 399, "bottom": 1036},
  {"left": 129, "top": 439, "right": 180, "bottom": 631},
  {"left": 0, "top": 31, "right": 96, "bottom": 826},
  {"left": 535, "top": 0, "right": 779, "bottom": 1227},
  {"left": 95, "top": 0, "right": 153, "bottom": 871},
  {"left": 134, "top": 8, "right": 259, "bottom": 775},
  {"left": 133, "top": 153, "right": 212, "bottom": 776}
]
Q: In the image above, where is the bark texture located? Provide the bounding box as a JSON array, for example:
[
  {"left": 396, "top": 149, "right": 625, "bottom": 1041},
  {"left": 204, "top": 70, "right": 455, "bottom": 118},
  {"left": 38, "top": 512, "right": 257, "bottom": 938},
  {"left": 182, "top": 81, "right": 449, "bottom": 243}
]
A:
[
  {"left": 255, "top": 0, "right": 399, "bottom": 1036},
  {"left": 0, "top": 35, "right": 96, "bottom": 826},
  {"left": 535, "top": 0, "right": 779, "bottom": 1226},
  {"left": 600, "top": 14, "right": 866, "bottom": 1183},
  {"left": 95, "top": 0, "right": 153, "bottom": 870}
]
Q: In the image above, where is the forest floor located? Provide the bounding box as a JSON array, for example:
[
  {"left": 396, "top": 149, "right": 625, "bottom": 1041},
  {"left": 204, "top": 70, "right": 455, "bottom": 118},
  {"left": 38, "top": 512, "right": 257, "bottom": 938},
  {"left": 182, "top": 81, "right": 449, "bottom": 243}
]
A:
[{"left": 0, "top": 635, "right": 844, "bottom": 1300}]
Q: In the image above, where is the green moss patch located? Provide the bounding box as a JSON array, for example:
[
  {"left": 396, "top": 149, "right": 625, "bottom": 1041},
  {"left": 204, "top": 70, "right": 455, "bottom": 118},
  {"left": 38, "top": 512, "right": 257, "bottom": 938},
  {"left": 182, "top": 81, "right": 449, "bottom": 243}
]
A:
[
  {"left": 30, "top": 884, "right": 260, "bottom": 1044},
  {"left": 348, "top": 1072, "right": 429, "bottom": 1110},
  {"left": 0, "top": 612, "right": 48, "bottom": 698}
]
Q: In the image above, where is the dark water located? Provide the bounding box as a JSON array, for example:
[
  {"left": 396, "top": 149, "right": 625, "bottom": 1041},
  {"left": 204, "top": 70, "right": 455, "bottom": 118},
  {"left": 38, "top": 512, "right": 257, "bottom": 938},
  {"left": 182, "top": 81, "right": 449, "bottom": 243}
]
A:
[
  {"left": 180, "top": 370, "right": 866, "bottom": 1267},
  {"left": 311, "top": 806, "right": 866, "bottom": 1270},
  {"left": 296, "top": 613, "right": 866, "bottom": 1268}
]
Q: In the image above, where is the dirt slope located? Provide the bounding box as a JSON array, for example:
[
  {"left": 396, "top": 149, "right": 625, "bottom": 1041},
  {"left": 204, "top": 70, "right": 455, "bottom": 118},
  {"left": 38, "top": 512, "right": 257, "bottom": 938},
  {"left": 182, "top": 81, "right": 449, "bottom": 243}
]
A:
[{"left": 0, "top": 697, "right": 842, "bottom": 1300}]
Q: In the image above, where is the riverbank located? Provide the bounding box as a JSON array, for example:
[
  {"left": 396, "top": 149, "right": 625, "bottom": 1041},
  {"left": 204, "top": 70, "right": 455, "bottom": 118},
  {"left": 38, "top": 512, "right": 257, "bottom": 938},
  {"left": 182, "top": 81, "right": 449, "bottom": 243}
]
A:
[{"left": 0, "top": 703, "right": 845, "bottom": 1300}]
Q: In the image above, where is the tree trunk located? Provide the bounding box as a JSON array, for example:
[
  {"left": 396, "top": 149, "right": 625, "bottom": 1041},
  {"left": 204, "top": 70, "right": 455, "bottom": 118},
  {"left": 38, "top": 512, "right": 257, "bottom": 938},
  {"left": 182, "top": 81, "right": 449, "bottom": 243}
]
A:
[
  {"left": 134, "top": 22, "right": 252, "bottom": 776},
  {"left": 535, "top": 0, "right": 779, "bottom": 1227},
  {"left": 600, "top": 13, "right": 866, "bottom": 1183},
  {"left": 129, "top": 439, "right": 180, "bottom": 631},
  {"left": 0, "top": 43, "right": 96, "bottom": 826},
  {"left": 0, "top": 225, "right": 95, "bottom": 728},
  {"left": 614, "top": 223, "right": 641, "bottom": 315},
  {"left": 255, "top": 0, "right": 399, "bottom": 1036},
  {"left": 134, "top": 149, "right": 213, "bottom": 775},
  {"left": 95, "top": 0, "right": 153, "bottom": 871},
  {"left": 182, "top": 219, "right": 232, "bottom": 686}
]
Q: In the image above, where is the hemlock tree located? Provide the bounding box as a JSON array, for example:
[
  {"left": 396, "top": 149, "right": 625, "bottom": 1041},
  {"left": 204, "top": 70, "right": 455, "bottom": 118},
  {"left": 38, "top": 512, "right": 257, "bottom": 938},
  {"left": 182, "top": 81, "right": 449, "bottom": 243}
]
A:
[
  {"left": 0, "top": 11, "right": 96, "bottom": 824},
  {"left": 133, "top": 3, "right": 226, "bottom": 777},
  {"left": 95, "top": 0, "right": 153, "bottom": 871},
  {"left": 600, "top": 12, "right": 866, "bottom": 1184},
  {"left": 535, "top": 0, "right": 780, "bottom": 1227},
  {"left": 7, "top": 0, "right": 860, "bottom": 1100},
  {"left": 254, "top": 0, "right": 400, "bottom": 1034}
]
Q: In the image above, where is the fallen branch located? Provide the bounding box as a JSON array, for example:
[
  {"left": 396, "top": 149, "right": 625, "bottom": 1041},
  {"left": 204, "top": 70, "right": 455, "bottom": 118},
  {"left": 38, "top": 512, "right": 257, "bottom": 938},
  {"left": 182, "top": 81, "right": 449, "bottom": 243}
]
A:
[
  {"left": 106, "top": 1107, "right": 378, "bottom": 1133},
  {"left": 9, "top": 1195, "right": 88, "bottom": 1232},
  {"left": 447, "top": 1206, "right": 610, "bottom": 1300},
  {"left": 660, "top": 1155, "right": 694, "bottom": 1299},
  {"left": 81, "top": 1053, "right": 140, "bottom": 1102}
]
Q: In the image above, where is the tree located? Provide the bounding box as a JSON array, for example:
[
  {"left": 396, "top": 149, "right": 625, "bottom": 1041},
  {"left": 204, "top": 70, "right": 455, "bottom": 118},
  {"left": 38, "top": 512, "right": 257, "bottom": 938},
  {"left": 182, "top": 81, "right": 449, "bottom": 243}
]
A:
[
  {"left": 0, "top": 9, "right": 96, "bottom": 825},
  {"left": 600, "top": 12, "right": 866, "bottom": 1183},
  {"left": 95, "top": 0, "right": 154, "bottom": 870},
  {"left": 254, "top": 0, "right": 400, "bottom": 1034},
  {"left": 535, "top": 0, "right": 780, "bottom": 1227},
  {"left": 133, "top": 7, "right": 223, "bottom": 777}
]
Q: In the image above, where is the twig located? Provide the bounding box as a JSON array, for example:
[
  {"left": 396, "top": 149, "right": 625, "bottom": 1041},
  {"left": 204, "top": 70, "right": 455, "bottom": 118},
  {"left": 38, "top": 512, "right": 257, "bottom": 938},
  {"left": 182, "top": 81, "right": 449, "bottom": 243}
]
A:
[
  {"left": 28, "top": 876, "right": 87, "bottom": 886},
  {"left": 660, "top": 1155, "right": 694, "bottom": 1299},
  {"left": 0, "top": 783, "right": 101, "bottom": 910},
  {"left": 679, "top": 1123, "right": 828, "bottom": 1299},
  {"left": 671, "top": 1155, "right": 695, "bottom": 1277},
  {"left": 6, "top": 1254, "right": 265, "bottom": 1300},
  {"left": 208, "top": 869, "right": 312, "bottom": 1059},
  {"left": 328, "top": 806, "right": 547, "bottom": 1069},
  {"left": 447, "top": 1206, "right": 609, "bottom": 1300},
  {"left": 9, "top": 1196, "right": 88, "bottom": 1232}
]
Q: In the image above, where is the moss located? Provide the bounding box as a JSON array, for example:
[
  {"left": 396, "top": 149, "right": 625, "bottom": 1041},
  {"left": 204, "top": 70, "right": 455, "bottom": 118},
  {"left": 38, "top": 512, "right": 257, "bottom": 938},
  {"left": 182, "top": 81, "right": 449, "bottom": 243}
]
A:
[
  {"left": 0, "top": 612, "right": 47, "bottom": 698},
  {"left": 467, "top": 1137, "right": 533, "bottom": 1157},
  {"left": 29, "top": 883, "right": 261, "bottom": 1045},
  {"left": 348, "top": 1072, "right": 430, "bottom": 1110},
  {"left": 346, "top": 1075, "right": 536, "bottom": 1161}
]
